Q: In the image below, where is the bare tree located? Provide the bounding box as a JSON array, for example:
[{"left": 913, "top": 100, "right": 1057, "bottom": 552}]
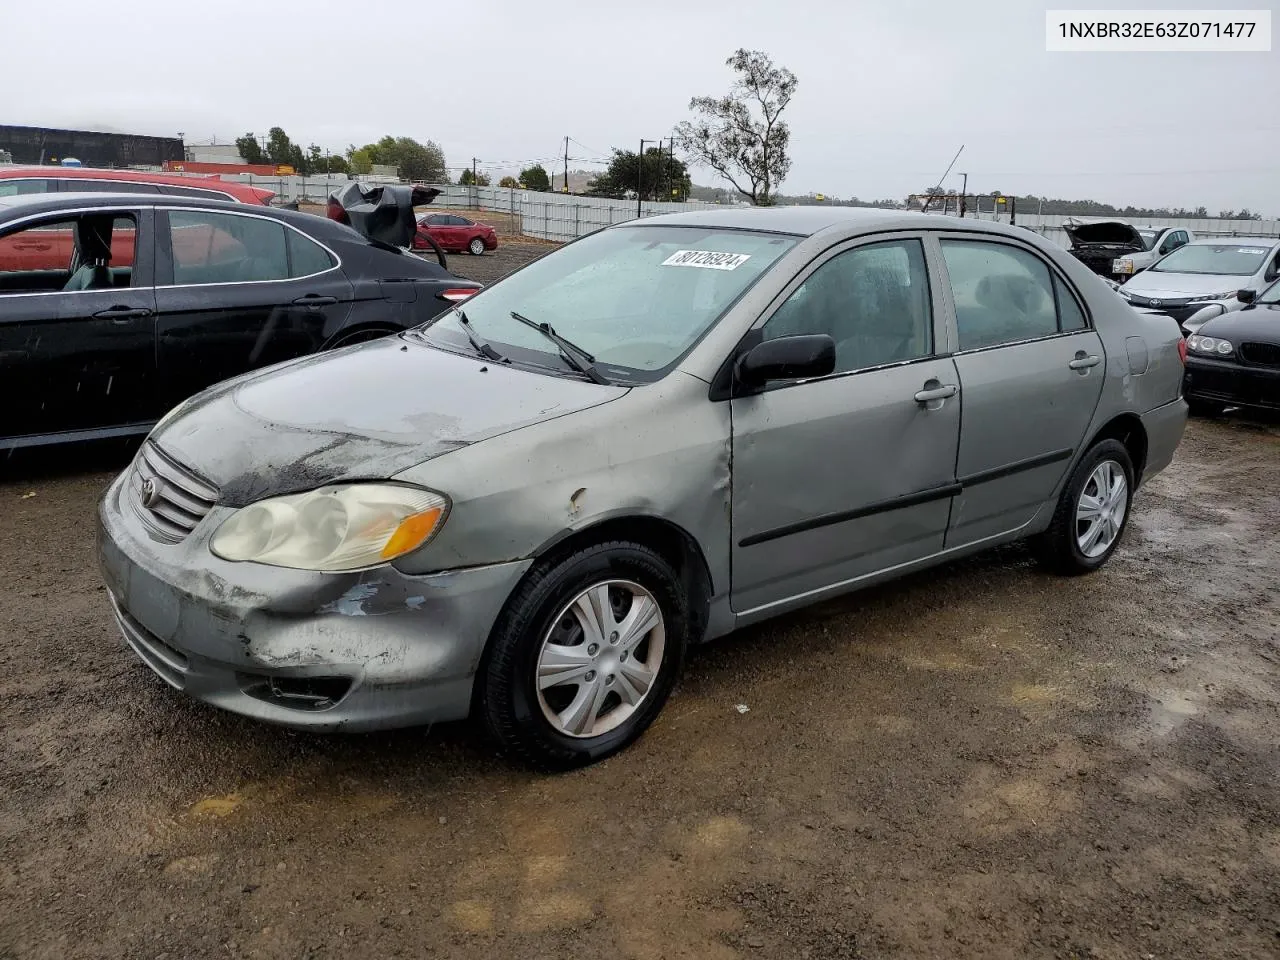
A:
[{"left": 674, "top": 49, "right": 797, "bottom": 206}]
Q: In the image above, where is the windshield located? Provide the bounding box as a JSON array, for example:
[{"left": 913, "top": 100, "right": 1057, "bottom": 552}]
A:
[
  {"left": 1258, "top": 279, "right": 1280, "bottom": 304},
  {"left": 421, "top": 225, "right": 797, "bottom": 381},
  {"left": 1138, "top": 229, "right": 1159, "bottom": 250},
  {"left": 1151, "top": 242, "right": 1270, "bottom": 276}
]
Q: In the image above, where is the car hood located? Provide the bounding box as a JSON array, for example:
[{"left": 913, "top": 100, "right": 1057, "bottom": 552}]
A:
[
  {"left": 152, "top": 337, "right": 628, "bottom": 507},
  {"left": 1062, "top": 217, "right": 1145, "bottom": 249},
  {"left": 1196, "top": 302, "right": 1280, "bottom": 340},
  {"left": 1120, "top": 270, "right": 1255, "bottom": 299}
]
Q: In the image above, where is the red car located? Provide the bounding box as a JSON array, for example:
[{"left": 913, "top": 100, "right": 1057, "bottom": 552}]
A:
[
  {"left": 0, "top": 166, "right": 274, "bottom": 205},
  {"left": 413, "top": 212, "right": 498, "bottom": 256}
]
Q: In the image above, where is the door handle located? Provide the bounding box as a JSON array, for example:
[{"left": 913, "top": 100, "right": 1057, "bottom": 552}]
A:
[
  {"left": 93, "top": 306, "right": 153, "bottom": 322},
  {"left": 293, "top": 295, "right": 338, "bottom": 307},
  {"left": 1069, "top": 354, "right": 1101, "bottom": 370},
  {"left": 914, "top": 384, "right": 958, "bottom": 403}
]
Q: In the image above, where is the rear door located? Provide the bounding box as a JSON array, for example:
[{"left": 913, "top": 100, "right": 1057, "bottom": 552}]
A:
[
  {"left": 0, "top": 207, "right": 158, "bottom": 445},
  {"left": 152, "top": 206, "right": 355, "bottom": 411},
  {"left": 936, "top": 235, "right": 1105, "bottom": 547}
]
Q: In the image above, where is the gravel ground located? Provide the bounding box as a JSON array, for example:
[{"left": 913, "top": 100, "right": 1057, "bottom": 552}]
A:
[{"left": 3, "top": 395, "right": 1279, "bottom": 954}]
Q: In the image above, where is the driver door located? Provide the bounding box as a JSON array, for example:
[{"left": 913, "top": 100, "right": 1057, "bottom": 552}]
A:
[
  {"left": 729, "top": 234, "right": 962, "bottom": 616},
  {"left": 0, "top": 207, "right": 158, "bottom": 444},
  {"left": 152, "top": 207, "right": 354, "bottom": 411}
]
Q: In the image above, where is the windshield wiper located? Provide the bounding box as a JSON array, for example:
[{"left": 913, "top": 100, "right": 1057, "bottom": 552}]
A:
[
  {"left": 455, "top": 309, "right": 507, "bottom": 363},
  {"left": 509, "top": 311, "right": 610, "bottom": 384}
]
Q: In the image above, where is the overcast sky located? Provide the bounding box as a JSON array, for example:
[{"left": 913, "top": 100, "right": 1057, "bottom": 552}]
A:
[{"left": 5, "top": 0, "right": 1277, "bottom": 213}]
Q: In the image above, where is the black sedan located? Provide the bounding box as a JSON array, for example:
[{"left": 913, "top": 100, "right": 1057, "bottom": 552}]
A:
[
  {"left": 1182, "top": 282, "right": 1280, "bottom": 416},
  {"left": 0, "top": 188, "right": 481, "bottom": 450}
]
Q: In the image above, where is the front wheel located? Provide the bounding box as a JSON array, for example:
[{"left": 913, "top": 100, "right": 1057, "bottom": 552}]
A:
[
  {"left": 468, "top": 237, "right": 486, "bottom": 256},
  {"left": 478, "top": 541, "right": 689, "bottom": 770},
  {"left": 1033, "top": 439, "right": 1134, "bottom": 575}
]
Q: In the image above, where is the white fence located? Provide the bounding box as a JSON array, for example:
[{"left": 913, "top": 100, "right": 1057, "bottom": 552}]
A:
[{"left": 171, "top": 171, "right": 1280, "bottom": 247}]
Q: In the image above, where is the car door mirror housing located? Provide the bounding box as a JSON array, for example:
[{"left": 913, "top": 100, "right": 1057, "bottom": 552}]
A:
[
  {"left": 735, "top": 334, "right": 836, "bottom": 389},
  {"left": 1237, "top": 288, "right": 1256, "bottom": 304}
]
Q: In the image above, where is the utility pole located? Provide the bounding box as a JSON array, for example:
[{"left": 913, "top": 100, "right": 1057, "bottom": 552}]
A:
[
  {"left": 638, "top": 139, "right": 651, "bottom": 218},
  {"left": 959, "top": 172, "right": 968, "bottom": 217},
  {"left": 472, "top": 157, "right": 478, "bottom": 186},
  {"left": 656, "top": 139, "right": 662, "bottom": 203},
  {"left": 563, "top": 136, "right": 569, "bottom": 193},
  {"left": 669, "top": 139, "right": 676, "bottom": 199}
]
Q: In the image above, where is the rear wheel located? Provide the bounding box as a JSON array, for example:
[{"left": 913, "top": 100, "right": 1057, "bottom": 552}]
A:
[
  {"left": 1033, "top": 439, "right": 1134, "bottom": 575},
  {"left": 479, "top": 541, "right": 688, "bottom": 770},
  {"left": 468, "top": 237, "right": 486, "bottom": 256}
]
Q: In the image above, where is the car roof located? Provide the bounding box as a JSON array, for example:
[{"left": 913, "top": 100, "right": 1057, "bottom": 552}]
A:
[
  {"left": 628, "top": 204, "right": 1041, "bottom": 241},
  {"left": 0, "top": 166, "right": 270, "bottom": 201},
  {"left": 0, "top": 191, "right": 358, "bottom": 241}
]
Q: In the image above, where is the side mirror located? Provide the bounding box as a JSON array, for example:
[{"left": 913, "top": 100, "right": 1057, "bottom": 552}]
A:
[
  {"left": 1237, "top": 288, "right": 1256, "bottom": 304},
  {"left": 735, "top": 334, "right": 836, "bottom": 389}
]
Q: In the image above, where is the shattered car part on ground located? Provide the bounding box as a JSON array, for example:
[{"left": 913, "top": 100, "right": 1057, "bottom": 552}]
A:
[{"left": 99, "top": 207, "right": 1188, "bottom": 769}]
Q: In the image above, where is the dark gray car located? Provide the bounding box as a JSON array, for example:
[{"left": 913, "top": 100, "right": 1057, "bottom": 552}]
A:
[{"left": 98, "top": 207, "right": 1188, "bottom": 768}]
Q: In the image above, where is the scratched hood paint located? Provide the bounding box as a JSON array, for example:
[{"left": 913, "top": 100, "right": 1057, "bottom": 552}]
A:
[{"left": 152, "top": 335, "right": 627, "bottom": 506}]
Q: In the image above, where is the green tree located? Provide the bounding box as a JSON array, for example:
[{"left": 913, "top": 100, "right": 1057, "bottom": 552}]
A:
[
  {"left": 587, "top": 148, "right": 691, "bottom": 201},
  {"left": 518, "top": 163, "right": 551, "bottom": 192},
  {"left": 235, "top": 133, "right": 266, "bottom": 166},
  {"left": 498, "top": 175, "right": 520, "bottom": 188},
  {"left": 349, "top": 136, "right": 447, "bottom": 181},
  {"left": 674, "top": 49, "right": 796, "bottom": 205},
  {"left": 458, "top": 169, "right": 491, "bottom": 186}
]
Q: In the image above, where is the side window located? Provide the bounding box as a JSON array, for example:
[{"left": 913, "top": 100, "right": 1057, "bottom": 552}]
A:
[
  {"left": 450, "top": 216, "right": 473, "bottom": 226},
  {"left": 0, "top": 214, "right": 136, "bottom": 294},
  {"left": 941, "top": 240, "right": 1059, "bottom": 351},
  {"left": 286, "top": 229, "right": 336, "bottom": 277},
  {"left": 168, "top": 210, "right": 289, "bottom": 285},
  {"left": 424, "top": 215, "right": 447, "bottom": 226},
  {"left": 1175, "top": 231, "right": 1189, "bottom": 248},
  {"left": 762, "top": 238, "right": 933, "bottom": 375},
  {"left": 1055, "top": 275, "right": 1087, "bottom": 332},
  {"left": 63, "top": 180, "right": 160, "bottom": 194},
  {"left": 1158, "top": 232, "right": 1177, "bottom": 255},
  {"left": 0, "top": 179, "right": 50, "bottom": 197}
]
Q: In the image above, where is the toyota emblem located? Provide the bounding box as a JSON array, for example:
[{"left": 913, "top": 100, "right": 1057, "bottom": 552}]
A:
[
  {"left": 141, "top": 477, "right": 162, "bottom": 508},
  {"left": 1149, "top": 298, "right": 1161, "bottom": 307}
]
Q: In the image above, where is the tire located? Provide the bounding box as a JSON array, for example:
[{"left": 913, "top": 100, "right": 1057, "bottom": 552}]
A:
[
  {"left": 1186, "top": 398, "right": 1226, "bottom": 418},
  {"left": 468, "top": 237, "right": 486, "bottom": 256},
  {"left": 478, "top": 541, "right": 689, "bottom": 770},
  {"left": 1033, "top": 439, "right": 1134, "bottom": 576}
]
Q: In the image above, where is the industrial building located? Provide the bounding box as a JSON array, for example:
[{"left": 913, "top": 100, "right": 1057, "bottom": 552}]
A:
[{"left": 0, "top": 125, "right": 183, "bottom": 168}]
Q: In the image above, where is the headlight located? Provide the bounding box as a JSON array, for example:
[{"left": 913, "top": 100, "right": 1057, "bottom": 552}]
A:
[
  {"left": 1187, "top": 335, "right": 1233, "bottom": 357},
  {"left": 1188, "top": 291, "right": 1237, "bottom": 303},
  {"left": 210, "top": 483, "right": 449, "bottom": 571}
]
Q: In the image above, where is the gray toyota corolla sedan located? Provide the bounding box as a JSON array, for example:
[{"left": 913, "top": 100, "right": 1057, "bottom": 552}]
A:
[{"left": 98, "top": 207, "right": 1188, "bottom": 768}]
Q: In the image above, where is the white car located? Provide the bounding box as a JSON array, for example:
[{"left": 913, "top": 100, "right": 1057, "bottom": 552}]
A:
[
  {"left": 1063, "top": 218, "right": 1193, "bottom": 282},
  {"left": 1116, "top": 236, "right": 1280, "bottom": 334}
]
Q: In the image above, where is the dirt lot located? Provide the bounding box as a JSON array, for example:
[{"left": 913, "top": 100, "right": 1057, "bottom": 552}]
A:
[{"left": 3, "top": 341, "right": 1279, "bottom": 955}]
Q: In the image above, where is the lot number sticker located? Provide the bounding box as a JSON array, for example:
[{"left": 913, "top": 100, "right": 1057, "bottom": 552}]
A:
[{"left": 662, "top": 250, "right": 752, "bottom": 270}]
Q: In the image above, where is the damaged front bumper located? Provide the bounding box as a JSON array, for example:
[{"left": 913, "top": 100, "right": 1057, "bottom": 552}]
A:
[{"left": 96, "top": 470, "right": 531, "bottom": 731}]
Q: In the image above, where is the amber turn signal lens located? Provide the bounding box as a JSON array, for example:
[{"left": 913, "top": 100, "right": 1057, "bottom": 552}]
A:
[{"left": 380, "top": 507, "right": 444, "bottom": 560}]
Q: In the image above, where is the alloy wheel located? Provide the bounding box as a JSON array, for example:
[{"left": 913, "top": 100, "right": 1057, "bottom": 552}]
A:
[{"left": 1076, "top": 459, "right": 1128, "bottom": 558}]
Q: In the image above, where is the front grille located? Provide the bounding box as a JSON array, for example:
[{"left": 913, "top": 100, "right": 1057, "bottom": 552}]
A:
[
  {"left": 128, "top": 441, "right": 219, "bottom": 543},
  {"left": 109, "top": 593, "right": 188, "bottom": 690},
  {"left": 1240, "top": 342, "right": 1280, "bottom": 368}
]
